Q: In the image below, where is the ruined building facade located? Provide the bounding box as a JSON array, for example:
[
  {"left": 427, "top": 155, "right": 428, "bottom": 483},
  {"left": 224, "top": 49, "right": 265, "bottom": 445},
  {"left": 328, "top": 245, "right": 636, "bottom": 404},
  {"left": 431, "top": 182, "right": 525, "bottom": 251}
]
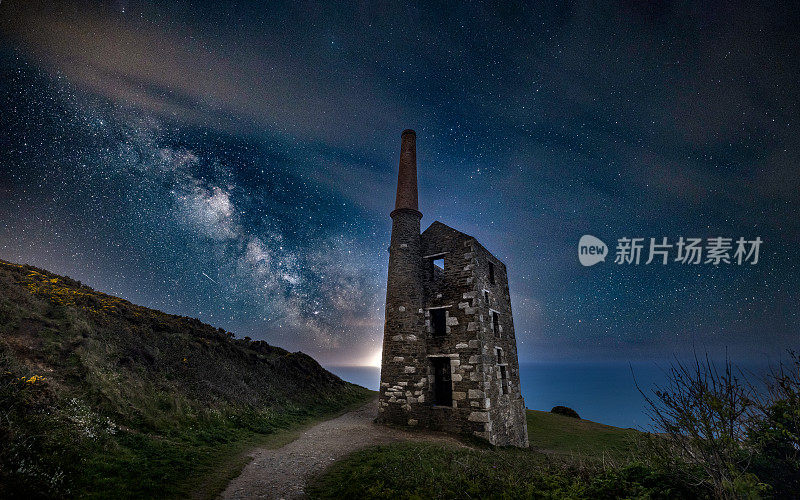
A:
[{"left": 377, "top": 129, "right": 529, "bottom": 447}]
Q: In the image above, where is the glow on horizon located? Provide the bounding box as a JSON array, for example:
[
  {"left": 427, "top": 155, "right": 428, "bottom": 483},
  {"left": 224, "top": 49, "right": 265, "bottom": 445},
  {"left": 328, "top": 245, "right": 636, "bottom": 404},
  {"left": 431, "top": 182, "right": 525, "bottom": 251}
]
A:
[{"left": 367, "top": 349, "right": 382, "bottom": 368}]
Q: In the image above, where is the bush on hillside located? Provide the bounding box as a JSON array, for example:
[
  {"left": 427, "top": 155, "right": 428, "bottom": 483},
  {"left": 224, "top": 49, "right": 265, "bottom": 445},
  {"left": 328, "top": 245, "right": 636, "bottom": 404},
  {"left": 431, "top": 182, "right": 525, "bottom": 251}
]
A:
[
  {"left": 748, "top": 351, "right": 800, "bottom": 497},
  {"left": 637, "top": 352, "right": 800, "bottom": 499},
  {"left": 551, "top": 406, "right": 580, "bottom": 419}
]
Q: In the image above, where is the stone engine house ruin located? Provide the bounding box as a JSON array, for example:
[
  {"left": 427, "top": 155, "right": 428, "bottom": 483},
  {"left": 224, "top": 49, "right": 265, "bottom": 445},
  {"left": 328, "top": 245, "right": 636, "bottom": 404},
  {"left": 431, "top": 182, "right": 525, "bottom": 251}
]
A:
[{"left": 377, "top": 129, "right": 529, "bottom": 447}]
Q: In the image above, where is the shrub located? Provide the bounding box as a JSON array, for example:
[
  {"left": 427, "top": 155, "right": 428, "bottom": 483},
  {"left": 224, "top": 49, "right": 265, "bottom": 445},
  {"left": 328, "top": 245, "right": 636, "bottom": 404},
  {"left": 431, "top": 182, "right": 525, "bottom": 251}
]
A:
[
  {"left": 636, "top": 355, "right": 759, "bottom": 499},
  {"left": 636, "top": 352, "right": 800, "bottom": 499},
  {"left": 0, "top": 359, "right": 82, "bottom": 498},
  {"left": 747, "top": 352, "right": 800, "bottom": 497},
  {"left": 551, "top": 405, "right": 581, "bottom": 419}
]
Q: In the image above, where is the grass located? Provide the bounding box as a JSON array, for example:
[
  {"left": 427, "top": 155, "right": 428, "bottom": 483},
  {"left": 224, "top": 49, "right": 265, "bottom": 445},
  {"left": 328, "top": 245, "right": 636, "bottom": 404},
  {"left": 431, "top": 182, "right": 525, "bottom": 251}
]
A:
[
  {"left": 1, "top": 349, "right": 375, "bottom": 500},
  {"left": 74, "top": 393, "right": 375, "bottom": 500},
  {"left": 526, "top": 409, "right": 639, "bottom": 461},
  {"left": 182, "top": 394, "right": 375, "bottom": 499},
  {"left": 0, "top": 259, "right": 375, "bottom": 498},
  {"left": 307, "top": 410, "right": 695, "bottom": 499}
]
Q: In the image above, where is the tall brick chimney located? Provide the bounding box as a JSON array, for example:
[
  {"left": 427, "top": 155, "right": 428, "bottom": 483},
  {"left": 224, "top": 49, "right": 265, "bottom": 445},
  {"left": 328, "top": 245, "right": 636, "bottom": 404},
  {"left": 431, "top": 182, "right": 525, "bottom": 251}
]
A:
[
  {"left": 393, "top": 129, "right": 420, "bottom": 215},
  {"left": 378, "top": 129, "right": 425, "bottom": 425}
]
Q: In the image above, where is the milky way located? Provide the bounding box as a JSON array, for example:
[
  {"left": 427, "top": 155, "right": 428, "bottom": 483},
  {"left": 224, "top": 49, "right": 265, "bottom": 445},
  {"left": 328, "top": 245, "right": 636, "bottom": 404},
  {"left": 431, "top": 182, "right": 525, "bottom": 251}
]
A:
[
  {"left": 1, "top": 1, "right": 798, "bottom": 364},
  {"left": 0, "top": 53, "right": 384, "bottom": 363}
]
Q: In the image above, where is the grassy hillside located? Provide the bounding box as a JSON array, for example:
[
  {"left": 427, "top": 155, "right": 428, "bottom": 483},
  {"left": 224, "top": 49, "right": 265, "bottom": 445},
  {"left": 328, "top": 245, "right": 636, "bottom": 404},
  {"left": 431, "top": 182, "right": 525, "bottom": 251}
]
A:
[
  {"left": 526, "top": 409, "right": 639, "bottom": 460},
  {"left": 0, "top": 259, "right": 373, "bottom": 499},
  {"left": 307, "top": 410, "right": 696, "bottom": 499}
]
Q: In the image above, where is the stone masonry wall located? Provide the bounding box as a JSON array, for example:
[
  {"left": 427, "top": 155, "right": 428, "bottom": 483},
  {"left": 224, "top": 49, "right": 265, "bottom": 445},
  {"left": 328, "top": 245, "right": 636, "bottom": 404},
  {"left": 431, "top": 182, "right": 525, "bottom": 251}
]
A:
[
  {"left": 379, "top": 219, "right": 528, "bottom": 447},
  {"left": 377, "top": 208, "right": 427, "bottom": 425},
  {"left": 418, "top": 222, "right": 488, "bottom": 436},
  {"left": 419, "top": 222, "right": 528, "bottom": 446},
  {"left": 471, "top": 241, "right": 529, "bottom": 447}
]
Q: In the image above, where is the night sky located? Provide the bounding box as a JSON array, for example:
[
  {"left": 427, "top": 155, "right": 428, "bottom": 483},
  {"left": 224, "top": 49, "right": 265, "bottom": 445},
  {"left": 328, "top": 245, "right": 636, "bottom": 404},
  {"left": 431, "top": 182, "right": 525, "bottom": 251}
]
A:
[{"left": 1, "top": 1, "right": 797, "bottom": 366}]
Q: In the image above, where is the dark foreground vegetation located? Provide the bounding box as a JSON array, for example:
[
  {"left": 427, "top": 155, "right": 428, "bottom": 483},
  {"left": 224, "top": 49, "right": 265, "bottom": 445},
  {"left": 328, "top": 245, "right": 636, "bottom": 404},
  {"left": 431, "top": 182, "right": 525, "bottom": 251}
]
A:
[
  {"left": 308, "top": 410, "right": 689, "bottom": 499},
  {"left": 310, "top": 355, "right": 800, "bottom": 499},
  {"left": 0, "top": 260, "right": 373, "bottom": 499}
]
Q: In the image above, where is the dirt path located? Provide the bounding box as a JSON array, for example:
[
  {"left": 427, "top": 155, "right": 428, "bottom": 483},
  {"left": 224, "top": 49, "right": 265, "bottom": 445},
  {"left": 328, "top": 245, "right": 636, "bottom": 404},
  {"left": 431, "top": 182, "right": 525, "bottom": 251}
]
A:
[{"left": 221, "top": 398, "right": 465, "bottom": 499}]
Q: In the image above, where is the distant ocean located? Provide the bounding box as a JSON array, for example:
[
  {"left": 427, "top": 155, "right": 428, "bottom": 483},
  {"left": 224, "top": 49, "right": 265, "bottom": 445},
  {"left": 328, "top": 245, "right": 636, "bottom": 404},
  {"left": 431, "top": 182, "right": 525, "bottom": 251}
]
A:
[{"left": 326, "top": 360, "right": 771, "bottom": 430}]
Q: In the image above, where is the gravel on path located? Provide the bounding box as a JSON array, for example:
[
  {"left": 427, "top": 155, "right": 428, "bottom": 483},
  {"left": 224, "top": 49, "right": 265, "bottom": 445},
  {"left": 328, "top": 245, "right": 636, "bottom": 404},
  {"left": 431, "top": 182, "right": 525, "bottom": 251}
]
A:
[{"left": 221, "top": 398, "right": 465, "bottom": 499}]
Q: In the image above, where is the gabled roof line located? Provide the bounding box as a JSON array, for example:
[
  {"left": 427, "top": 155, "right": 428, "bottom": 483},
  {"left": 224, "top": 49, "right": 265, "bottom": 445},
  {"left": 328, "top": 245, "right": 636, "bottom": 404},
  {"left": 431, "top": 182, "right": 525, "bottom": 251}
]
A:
[{"left": 421, "top": 221, "right": 506, "bottom": 268}]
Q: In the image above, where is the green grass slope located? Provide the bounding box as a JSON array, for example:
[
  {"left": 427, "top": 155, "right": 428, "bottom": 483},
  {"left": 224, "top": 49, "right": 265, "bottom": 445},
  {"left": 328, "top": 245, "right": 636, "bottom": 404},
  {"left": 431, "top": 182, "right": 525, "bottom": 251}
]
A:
[
  {"left": 527, "top": 409, "right": 639, "bottom": 460},
  {"left": 308, "top": 411, "right": 695, "bottom": 499},
  {"left": 0, "top": 259, "right": 373, "bottom": 499}
]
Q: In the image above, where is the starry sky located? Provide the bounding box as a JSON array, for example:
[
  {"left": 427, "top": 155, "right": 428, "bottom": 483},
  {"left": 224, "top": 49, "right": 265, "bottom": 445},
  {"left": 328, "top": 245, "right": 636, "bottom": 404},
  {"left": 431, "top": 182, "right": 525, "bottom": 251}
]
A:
[{"left": 1, "top": 1, "right": 797, "bottom": 366}]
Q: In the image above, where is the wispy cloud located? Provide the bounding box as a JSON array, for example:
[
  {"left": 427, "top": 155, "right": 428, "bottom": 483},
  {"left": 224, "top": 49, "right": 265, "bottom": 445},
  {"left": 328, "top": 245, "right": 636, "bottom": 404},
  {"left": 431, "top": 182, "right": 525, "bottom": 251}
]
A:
[{"left": 0, "top": 1, "right": 417, "bottom": 147}]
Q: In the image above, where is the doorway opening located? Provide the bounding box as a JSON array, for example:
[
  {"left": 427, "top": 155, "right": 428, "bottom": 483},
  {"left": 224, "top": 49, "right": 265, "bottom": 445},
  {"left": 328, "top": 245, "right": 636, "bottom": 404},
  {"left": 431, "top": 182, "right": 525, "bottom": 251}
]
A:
[{"left": 431, "top": 357, "right": 452, "bottom": 406}]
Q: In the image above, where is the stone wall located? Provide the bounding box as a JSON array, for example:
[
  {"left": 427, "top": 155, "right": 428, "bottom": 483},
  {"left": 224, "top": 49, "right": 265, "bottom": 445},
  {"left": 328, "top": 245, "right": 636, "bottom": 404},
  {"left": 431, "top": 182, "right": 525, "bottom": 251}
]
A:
[
  {"left": 379, "top": 219, "right": 528, "bottom": 447},
  {"left": 418, "top": 222, "right": 490, "bottom": 436},
  {"left": 377, "top": 207, "right": 426, "bottom": 426},
  {"left": 470, "top": 241, "right": 529, "bottom": 447}
]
